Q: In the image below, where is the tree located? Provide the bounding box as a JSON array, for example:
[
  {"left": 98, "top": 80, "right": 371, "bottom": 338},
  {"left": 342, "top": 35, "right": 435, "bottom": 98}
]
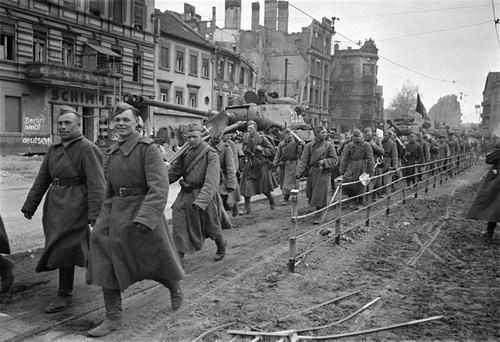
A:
[{"left": 385, "top": 81, "right": 419, "bottom": 120}]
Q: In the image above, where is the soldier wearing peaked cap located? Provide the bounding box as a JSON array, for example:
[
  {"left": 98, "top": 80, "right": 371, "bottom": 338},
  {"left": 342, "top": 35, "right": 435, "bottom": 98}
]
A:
[
  {"left": 22, "top": 105, "right": 106, "bottom": 314},
  {"left": 87, "top": 102, "right": 184, "bottom": 337},
  {"left": 168, "top": 123, "right": 229, "bottom": 263}
]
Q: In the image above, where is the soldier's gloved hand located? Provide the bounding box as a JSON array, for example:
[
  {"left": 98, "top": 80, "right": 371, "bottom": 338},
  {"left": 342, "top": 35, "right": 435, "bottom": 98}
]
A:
[
  {"left": 22, "top": 210, "right": 33, "bottom": 220},
  {"left": 136, "top": 222, "right": 152, "bottom": 234},
  {"left": 89, "top": 220, "right": 96, "bottom": 227},
  {"left": 192, "top": 204, "right": 203, "bottom": 211},
  {"left": 165, "top": 161, "right": 171, "bottom": 169}
]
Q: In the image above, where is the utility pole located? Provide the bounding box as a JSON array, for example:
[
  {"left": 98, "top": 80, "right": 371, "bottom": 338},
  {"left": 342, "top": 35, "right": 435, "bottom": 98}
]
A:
[{"left": 284, "top": 58, "right": 289, "bottom": 97}]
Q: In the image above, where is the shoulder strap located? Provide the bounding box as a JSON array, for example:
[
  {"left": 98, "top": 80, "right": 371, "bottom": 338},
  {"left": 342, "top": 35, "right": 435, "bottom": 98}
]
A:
[
  {"left": 62, "top": 147, "right": 82, "bottom": 179},
  {"left": 185, "top": 144, "right": 211, "bottom": 175}
]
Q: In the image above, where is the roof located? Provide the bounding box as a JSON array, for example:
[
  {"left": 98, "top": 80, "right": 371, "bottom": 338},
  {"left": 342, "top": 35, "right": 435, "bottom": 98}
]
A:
[
  {"left": 484, "top": 72, "right": 500, "bottom": 92},
  {"left": 84, "top": 44, "right": 120, "bottom": 57},
  {"left": 158, "top": 10, "right": 213, "bottom": 50}
]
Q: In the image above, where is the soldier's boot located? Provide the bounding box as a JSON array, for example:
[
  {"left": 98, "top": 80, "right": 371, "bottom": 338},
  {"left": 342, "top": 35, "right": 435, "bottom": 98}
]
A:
[
  {"left": 214, "top": 237, "right": 227, "bottom": 262},
  {"left": 0, "top": 256, "right": 14, "bottom": 293},
  {"left": 45, "top": 267, "right": 74, "bottom": 313},
  {"left": 244, "top": 197, "right": 251, "bottom": 215},
  {"left": 265, "top": 192, "right": 276, "bottom": 209},
  {"left": 158, "top": 279, "right": 184, "bottom": 310},
  {"left": 282, "top": 194, "right": 290, "bottom": 206},
  {"left": 88, "top": 288, "right": 122, "bottom": 337},
  {"left": 482, "top": 222, "right": 497, "bottom": 240}
]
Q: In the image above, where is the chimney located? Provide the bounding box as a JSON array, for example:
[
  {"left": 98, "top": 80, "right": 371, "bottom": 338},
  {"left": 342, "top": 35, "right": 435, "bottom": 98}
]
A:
[
  {"left": 277, "top": 1, "right": 288, "bottom": 33},
  {"left": 264, "top": 0, "right": 277, "bottom": 30},
  {"left": 212, "top": 6, "right": 216, "bottom": 28},
  {"left": 225, "top": 0, "right": 241, "bottom": 30},
  {"left": 251, "top": 2, "right": 260, "bottom": 31}
]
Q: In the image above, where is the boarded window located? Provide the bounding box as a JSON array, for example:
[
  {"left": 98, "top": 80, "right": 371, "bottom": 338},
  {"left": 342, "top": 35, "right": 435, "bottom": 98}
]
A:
[
  {"left": 4, "top": 96, "right": 21, "bottom": 133},
  {"left": 160, "top": 46, "right": 169, "bottom": 69}
]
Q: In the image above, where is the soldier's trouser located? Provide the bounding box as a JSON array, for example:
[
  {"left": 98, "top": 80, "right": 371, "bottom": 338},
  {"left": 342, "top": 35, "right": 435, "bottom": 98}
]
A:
[
  {"left": 102, "top": 288, "right": 122, "bottom": 320},
  {"left": 58, "top": 266, "right": 75, "bottom": 297}
]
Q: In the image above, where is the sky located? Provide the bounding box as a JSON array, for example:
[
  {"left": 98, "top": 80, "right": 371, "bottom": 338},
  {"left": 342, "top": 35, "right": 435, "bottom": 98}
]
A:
[{"left": 156, "top": 0, "right": 500, "bottom": 123}]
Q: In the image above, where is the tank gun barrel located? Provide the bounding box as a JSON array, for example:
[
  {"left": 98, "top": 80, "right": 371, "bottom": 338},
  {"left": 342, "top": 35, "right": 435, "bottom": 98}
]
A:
[
  {"left": 123, "top": 93, "right": 218, "bottom": 117},
  {"left": 386, "top": 119, "right": 403, "bottom": 136}
]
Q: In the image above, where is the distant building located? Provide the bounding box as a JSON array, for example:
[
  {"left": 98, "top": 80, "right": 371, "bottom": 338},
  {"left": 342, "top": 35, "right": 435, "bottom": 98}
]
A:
[
  {"left": 329, "top": 39, "right": 384, "bottom": 133},
  {"left": 428, "top": 94, "right": 462, "bottom": 130},
  {"left": 480, "top": 72, "right": 500, "bottom": 133},
  {"left": 193, "top": 0, "right": 333, "bottom": 128},
  {"left": 153, "top": 9, "right": 214, "bottom": 133},
  {"left": 0, "top": 0, "right": 155, "bottom": 154}
]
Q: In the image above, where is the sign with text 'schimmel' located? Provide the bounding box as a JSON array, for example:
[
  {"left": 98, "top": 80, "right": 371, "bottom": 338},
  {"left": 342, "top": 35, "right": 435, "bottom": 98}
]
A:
[{"left": 49, "top": 88, "right": 116, "bottom": 107}]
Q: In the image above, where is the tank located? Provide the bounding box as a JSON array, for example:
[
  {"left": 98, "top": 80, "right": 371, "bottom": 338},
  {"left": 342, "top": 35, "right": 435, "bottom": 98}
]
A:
[
  {"left": 121, "top": 91, "right": 314, "bottom": 143},
  {"left": 386, "top": 118, "right": 420, "bottom": 136}
]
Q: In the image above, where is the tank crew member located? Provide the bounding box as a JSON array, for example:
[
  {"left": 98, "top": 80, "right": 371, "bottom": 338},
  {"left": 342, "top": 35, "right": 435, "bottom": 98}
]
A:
[{"left": 21, "top": 105, "right": 105, "bottom": 314}]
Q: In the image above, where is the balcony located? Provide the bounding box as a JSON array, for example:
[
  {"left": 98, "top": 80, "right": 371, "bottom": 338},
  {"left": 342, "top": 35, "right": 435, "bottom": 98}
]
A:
[{"left": 25, "top": 62, "right": 122, "bottom": 90}]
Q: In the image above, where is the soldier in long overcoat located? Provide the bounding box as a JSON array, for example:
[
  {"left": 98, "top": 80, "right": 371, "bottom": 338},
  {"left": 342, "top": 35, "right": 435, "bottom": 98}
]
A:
[
  {"left": 239, "top": 121, "right": 278, "bottom": 214},
  {"left": 466, "top": 142, "right": 500, "bottom": 240},
  {"left": 0, "top": 214, "right": 14, "bottom": 293},
  {"left": 296, "top": 126, "right": 338, "bottom": 209},
  {"left": 87, "top": 103, "right": 184, "bottom": 337},
  {"left": 403, "top": 133, "right": 424, "bottom": 186},
  {"left": 273, "top": 127, "right": 304, "bottom": 205},
  {"left": 169, "top": 124, "right": 228, "bottom": 262},
  {"left": 339, "top": 129, "right": 375, "bottom": 208},
  {"left": 379, "top": 131, "right": 398, "bottom": 196},
  {"left": 22, "top": 105, "right": 105, "bottom": 314},
  {"left": 211, "top": 134, "right": 238, "bottom": 212}
]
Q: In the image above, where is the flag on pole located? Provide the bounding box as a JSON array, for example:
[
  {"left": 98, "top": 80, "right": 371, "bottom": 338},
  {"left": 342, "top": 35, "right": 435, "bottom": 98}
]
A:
[{"left": 416, "top": 93, "right": 432, "bottom": 128}]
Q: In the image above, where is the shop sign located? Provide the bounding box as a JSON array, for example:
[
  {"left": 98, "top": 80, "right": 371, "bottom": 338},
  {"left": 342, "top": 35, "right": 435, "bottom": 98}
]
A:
[{"left": 50, "top": 89, "right": 118, "bottom": 107}]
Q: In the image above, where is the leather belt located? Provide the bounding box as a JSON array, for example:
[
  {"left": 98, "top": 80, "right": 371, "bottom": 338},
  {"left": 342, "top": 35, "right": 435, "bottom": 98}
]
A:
[
  {"left": 52, "top": 178, "right": 84, "bottom": 187},
  {"left": 114, "top": 187, "right": 148, "bottom": 197}
]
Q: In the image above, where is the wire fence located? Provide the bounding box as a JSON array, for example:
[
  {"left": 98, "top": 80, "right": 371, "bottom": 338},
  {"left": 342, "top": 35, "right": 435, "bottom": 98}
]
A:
[{"left": 287, "top": 152, "right": 476, "bottom": 273}]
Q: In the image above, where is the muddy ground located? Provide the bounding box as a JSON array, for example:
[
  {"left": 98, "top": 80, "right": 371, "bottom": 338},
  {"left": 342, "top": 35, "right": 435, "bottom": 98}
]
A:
[{"left": 0, "top": 156, "right": 498, "bottom": 342}]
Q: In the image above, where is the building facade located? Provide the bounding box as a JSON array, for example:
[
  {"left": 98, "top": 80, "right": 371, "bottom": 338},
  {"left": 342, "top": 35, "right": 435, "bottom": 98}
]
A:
[
  {"left": 0, "top": 0, "right": 155, "bottom": 154},
  {"left": 480, "top": 72, "right": 500, "bottom": 134},
  {"left": 330, "top": 39, "right": 384, "bottom": 133},
  {"left": 153, "top": 9, "right": 214, "bottom": 141}
]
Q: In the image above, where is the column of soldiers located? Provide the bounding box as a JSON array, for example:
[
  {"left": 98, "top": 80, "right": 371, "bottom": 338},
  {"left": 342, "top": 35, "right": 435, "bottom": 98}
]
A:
[{"left": 11, "top": 101, "right": 484, "bottom": 339}]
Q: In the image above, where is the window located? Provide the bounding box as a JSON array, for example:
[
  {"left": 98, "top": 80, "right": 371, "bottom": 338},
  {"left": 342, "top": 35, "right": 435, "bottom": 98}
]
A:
[
  {"left": 63, "top": 0, "right": 76, "bottom": 10},
  {"left": 175, "top": 50, "right": 184, "bottom": 72},
  {"left": 189, "top": 54, "right": 198, "bottom": 75},
  {"left": 132, "top": 53, "right": 142, "bottom": 82},
  {"left": 133, "top": 0, "right": 145, "bottom": 30},
  {"left": 160, "top": 88, "right": 169, "bottom": 102},
  {"left": 247, "top": 70, "right": 253, "bottom": 87},
  {"left": 189, "top": 92, "right": 197, "bottom": 107},
  {"left": 202, "top": 58, "right": 209, "bottom": 78},
  {"left": 160, "top": 46, "right": 169, "bottom": 69},
  {"left": 110, "top": 47, "right": 122, "bottom": 73},
  {"left": 228, "top": 61, "right": 235, "bottom": 83},
  {"left": 89, "top": 0, "right": 102, "bottom": 16},
  {"left": 216, "top": 94, "right": 223, "bottom": 111},
  {"left": 0, "top": 22, "right": 15, "bottom": 61},
  {"left": 62, "top": 35, "right": 75, "bottom": 67},
  {"left": 217, "top": 60, "right": 224, "bottom": 80},
  {"left": 363, "top": 64, "right": 374, "bottom": 76},
  {"left": 112, "top": 0, "right": 123, "bottom": 24},
  {"left": 239, "top": 67, "right": 245, "bottom": 85},
  {"left": 175, "top": 91, "right": 183, "bottom": 105},
  {"left": 4, "top": 96, "right": 21, "bottom": 133},
  {"left": 33, "top": 39, "right": 46, "bottom": 62}
]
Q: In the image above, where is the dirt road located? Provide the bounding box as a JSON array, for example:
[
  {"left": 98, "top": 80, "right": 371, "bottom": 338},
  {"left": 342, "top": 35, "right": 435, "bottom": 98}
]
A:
[{"left": 0, "top": 156, "right": 498, "bottom": 342}]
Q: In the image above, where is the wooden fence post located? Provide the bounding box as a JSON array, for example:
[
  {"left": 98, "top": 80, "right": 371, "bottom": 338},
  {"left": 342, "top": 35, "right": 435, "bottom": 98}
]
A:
[{"left": 288, "top": 189, "right": 299, "bottom": 273}]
